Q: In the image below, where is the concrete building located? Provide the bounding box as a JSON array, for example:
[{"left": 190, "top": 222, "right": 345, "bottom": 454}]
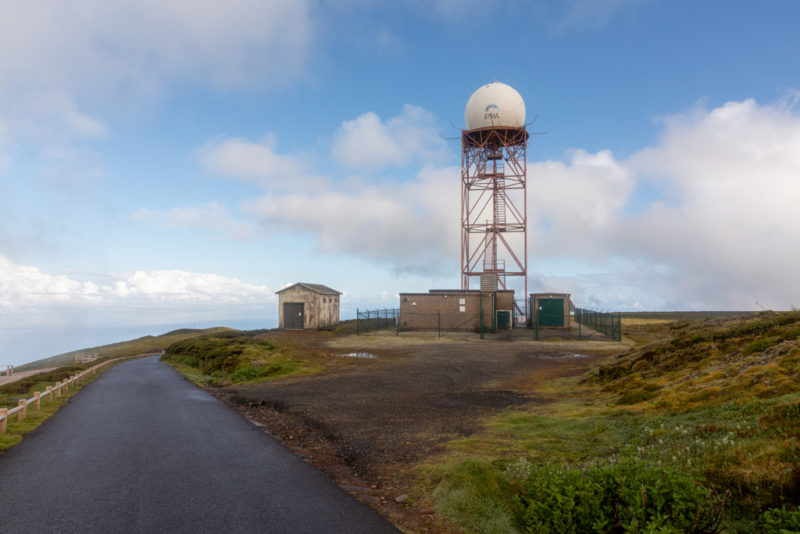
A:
[
  {"left": 398, "top": 289, "right": 515, "bottom": 331},
  {"left": 75, "top": 353, "right": 99, "bottom": 364},
  {"left": 277, "top": 283, "right": 341, "bottom": 330}
]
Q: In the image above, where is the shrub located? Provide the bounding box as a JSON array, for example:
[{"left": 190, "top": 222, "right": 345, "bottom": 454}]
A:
[
  {"left": 515, "top": 459, "right": 727, "bottom": 534},
  {"left": 744, "top": 338, "right": 778, "bottom": 355},
  {"left": 759, "top": 505, "right": 800, "bottom": 533},
  {"left": 229, "top": 362, "right": 298, "bottom": 383}
]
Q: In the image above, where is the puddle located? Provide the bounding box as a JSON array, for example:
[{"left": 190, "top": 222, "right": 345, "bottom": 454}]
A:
[{"left": 337, "top": 352, "right": 376, "bottom": 359}]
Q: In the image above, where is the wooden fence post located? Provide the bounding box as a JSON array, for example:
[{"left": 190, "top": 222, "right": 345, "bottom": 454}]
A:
[
  {"left": 46, "top": 386, "right": 53, "bottom": 404},
  {"left": 34, "top": 392, "right": 41, "bottom": 410},
  {"left": 17, "top": 399, "right": 26, "bottom": 421},
  {"left": 55, "top": 381, "right": 62, "bottom": 398},
  {"left": 0, "top": 408, "right": 6, "bottom": 433}
]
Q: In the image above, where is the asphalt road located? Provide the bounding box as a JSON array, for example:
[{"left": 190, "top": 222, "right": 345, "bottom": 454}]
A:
[{"left": 0, "top": 356, "right": 400, "bottom": 534}]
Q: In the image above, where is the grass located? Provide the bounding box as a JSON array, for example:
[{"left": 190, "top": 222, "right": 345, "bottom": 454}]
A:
[
  {"left": 160, "top": 330, "right": 342, "bottom": 386},
  {"left": 423, "top": 311, "right": 800, "bottom": 533},
  {"left": 0, "top": 366, "right": 101, "bottom": 453}
]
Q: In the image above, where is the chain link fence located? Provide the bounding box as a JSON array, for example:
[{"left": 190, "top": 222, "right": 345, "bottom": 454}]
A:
[
  {"left": 575, "top": 308, "right": 621, "bottom": 341},
  {"left": 356, "top": 308, "right": 400, "bottom": 335}
]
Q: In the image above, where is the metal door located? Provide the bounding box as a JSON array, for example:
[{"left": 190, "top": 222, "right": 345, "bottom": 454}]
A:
[
  {"left": 537, "top": 298, "right": 564, "bottom": 327},
  {"left": 496, "top": 310, "right": 511, "bottom": 330},
  {"left": 283, "top": 302, "right": 304, "bottom": 329}
]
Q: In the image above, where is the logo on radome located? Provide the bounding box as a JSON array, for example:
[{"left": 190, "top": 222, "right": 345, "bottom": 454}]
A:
[{"left": 484, "top": 104, "right": 500, "bottom": 121}]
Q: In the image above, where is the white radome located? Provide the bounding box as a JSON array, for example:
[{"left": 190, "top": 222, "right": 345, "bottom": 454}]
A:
[{"left": 464, "top": 82, "right": 526, "bottom": 130}]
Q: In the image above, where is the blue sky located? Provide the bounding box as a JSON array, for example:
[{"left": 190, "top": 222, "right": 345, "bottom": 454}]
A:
[{"left": 2, "top": 0, "right": 800, "bottom": 365}]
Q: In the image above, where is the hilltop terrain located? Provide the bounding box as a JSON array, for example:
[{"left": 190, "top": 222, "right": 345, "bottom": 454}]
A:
[
  {"left": 16, "top": 327, "right": 235, "bottom": 372},
  {"left": 161, "top": 312, "right": 799, "bottom": 533},
  {"left": 8, "top": 312, "right": 798, "bottom": 532}
]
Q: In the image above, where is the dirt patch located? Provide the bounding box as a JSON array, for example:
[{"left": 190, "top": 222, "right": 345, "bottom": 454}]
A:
[{"left": 213, "top": 331, "right": 619, "bottom": 533}]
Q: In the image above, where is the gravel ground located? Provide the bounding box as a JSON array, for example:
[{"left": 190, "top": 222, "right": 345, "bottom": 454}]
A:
[{"left": 214, "top": 330, "right": 623, "bottom": 533}]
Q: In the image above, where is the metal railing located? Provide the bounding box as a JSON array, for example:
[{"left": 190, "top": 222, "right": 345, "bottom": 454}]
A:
[{"left": 575, "top": 308, "right": 622, "bottom": 341}]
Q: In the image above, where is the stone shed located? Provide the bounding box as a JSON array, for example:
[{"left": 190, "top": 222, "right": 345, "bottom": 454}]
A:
[{"left": 276, "top": 283, "right": 341, "bottom": 330}]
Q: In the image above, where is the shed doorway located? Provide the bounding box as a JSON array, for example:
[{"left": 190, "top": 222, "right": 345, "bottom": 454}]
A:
[
  {"left": 537, "top": 298, "right": 564, "bottom": 327},
  {"left": 283, "top": 302, "right": 304, "bottom": 329}
]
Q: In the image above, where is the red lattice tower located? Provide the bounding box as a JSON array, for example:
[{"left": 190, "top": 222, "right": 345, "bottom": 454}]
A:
[{"left": 461, "top": 82, "right": 528, "bottom": 317}]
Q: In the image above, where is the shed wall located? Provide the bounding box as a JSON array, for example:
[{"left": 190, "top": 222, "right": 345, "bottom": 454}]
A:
[
  {"left": 399, "top": 291, "right": 514, "bottom": 331},
  {"left": 278, "top": 287, "right": 340, "bottom": 329}
]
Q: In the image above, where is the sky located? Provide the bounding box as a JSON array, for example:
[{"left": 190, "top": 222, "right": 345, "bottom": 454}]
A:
[{"left": 1, "top": 0, "right": 800, "bottom": 365}]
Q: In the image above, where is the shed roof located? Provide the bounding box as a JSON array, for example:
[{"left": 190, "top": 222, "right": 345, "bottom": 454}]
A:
[{"left": 276, "top": 282, "right": 341, "bottom": 296}]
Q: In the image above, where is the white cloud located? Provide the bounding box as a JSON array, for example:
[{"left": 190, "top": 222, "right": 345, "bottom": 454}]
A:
[
  {"left": 197, "top": 135, "right": 326, "bottom": 191},
  {"left": 245, "top": 165, "right": 460, "bottom": 274},
  {"left": 0, "top": 255, "right": 274, "bottom": 328},
  {"left": 527, "top": 96, "right": 800, "bottom": 310},
  {"left": 528, "top": 149, "right": 635, "bottom": 258},
  {"left": 331, "top": 104, "right": 448, "bottom": 170},
  {"left": 620, "top": 97, "right": 800, "bottom": 309},
  {"left": 131, "top": 202, "right": 257, "bottom": 239},
  {"left": 28, "top": 91, "right": 108, "bottom": 139},
  {"left": 0, "top": 0, "right": 313, "bottom": 96}
]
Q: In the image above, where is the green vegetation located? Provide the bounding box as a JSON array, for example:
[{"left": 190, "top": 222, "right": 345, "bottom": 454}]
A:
[
  {"left": 0, "top": 364, "right": 98, "bottom": 453},
  {"left": 161, "top": 330, "right": 328, "bottom": 386},
  {"left": 426, "top": 311, "right": 800, "bottom": 533}
]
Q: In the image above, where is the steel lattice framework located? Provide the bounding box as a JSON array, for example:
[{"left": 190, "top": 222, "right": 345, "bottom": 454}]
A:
[{"left": 461, "top": 126, "right": 528, "bottom": 316}]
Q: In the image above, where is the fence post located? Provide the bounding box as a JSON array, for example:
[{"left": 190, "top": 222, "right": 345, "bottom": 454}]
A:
[
  {"left": 18, "top": 399, "right": 26, "bottom": 421},
  {"left": 356, "top": 308, "right": 360, "bottom": 336},
  {"left": 46, "top": 386, "right": 53, "bottom": 404},
  {"left": 0, "top": 408, "right": 6, "bottom": 433},
  {"left": 438, "top": 311, "right": 441, "bottom": 338},
  {"left": 34, "top": 392, "right": 41, "bottom": 410},
  {"left": 55, "top": 381, "right": 62, "bottom": 398}
]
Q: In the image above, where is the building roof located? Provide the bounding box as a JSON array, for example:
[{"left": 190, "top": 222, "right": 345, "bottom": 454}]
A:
[{"left": 276, "top": 282, "right": 341, "bottom": 296}]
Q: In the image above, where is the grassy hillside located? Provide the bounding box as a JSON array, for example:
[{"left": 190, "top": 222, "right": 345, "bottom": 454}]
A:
[
  {"left": 161, "top": 329, "right": 340, "bottom": 386},
  {"left": 16, "top": 327, "right": 237, "bottom": 372},
  {"left": 426, "top": 311, "right": 800, "bottom": 533}
]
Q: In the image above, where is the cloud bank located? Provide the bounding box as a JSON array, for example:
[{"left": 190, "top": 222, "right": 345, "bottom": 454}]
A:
[
  {"left": 0, "top": 255, "right": 274, "bottom": 329},
  {"left": 0, "top": 0, "right": 312, "bottom": 96}
]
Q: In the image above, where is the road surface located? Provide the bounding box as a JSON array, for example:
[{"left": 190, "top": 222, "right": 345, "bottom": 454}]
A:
[{"left": 0, "top": 356, "right": 400, "bottom": 534}]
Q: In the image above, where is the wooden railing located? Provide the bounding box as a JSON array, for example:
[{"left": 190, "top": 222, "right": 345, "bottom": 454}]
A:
[{"left": 0, "top": 354, "right": 159, "bottom": 434}]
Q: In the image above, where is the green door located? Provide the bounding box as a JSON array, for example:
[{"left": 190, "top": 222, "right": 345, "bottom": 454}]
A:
[
  {"left": 496, "top": 310, "right": 511, "bottom": 330},
  {"left": 538, "top": 298, "right": 564, "bottom": 327}
]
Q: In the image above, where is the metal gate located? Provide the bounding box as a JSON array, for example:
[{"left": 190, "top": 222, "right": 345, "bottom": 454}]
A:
[
  {"left": 283, "top": 302, "right": 304, "bottom": 329},
  {"left": 537, "top": 298, "right": 564, "bottom": 327}
]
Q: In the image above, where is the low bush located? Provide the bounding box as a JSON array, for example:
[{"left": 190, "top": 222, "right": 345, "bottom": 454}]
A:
[
  {"left": 759, "top": 505, "right": 800, "bottom": 533},
  {"left": 515, "top": 459, "right": 727, "bottom": 534}
]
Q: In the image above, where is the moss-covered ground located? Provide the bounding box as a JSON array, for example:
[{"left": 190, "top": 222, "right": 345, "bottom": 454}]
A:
[{"left": 424, "top": 311, "right": 800, "bottom": 533}]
